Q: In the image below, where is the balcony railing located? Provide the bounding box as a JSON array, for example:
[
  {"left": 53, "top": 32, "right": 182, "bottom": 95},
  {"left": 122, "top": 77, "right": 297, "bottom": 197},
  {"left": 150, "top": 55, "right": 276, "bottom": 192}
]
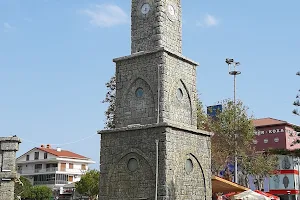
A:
[
  {"left": 61, "top": 168, "right": 87, "bottom": 173},
  {"left": 33, "top": 180, "right": 55, "bottom": 185},
  {"left": 55, "top": 180, "right": 68, "bottom": 185},
  {"left": 18, "top": 167, "right": 87, "bottom": 175},
  {"left": 19, "top": 167, "right": 58, "bottom": 174}
]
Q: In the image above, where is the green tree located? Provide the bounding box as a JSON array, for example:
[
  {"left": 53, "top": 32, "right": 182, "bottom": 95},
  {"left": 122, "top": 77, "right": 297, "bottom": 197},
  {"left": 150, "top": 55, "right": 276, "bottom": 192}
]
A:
[
  {"left": 14, "top": 176, "right": 32, "bottom": 199},
  {"left": 30, "top": 185, "right": 52, "bottom": 200},
  {"left": 102, "top": 76, "right": 116, "bottom": 129},
  {"left": 293, "top": 72, "right": 300, "bottom": 115},
  {"left": 240, "top": 151, "right": 277, "bottom": 190},
  {"left": 204, "top": 99, "right": 277, "bottom": 187},
  {"left": 196, "top": 97, "right": 209, "bottom": 130},
  {"left": 75, "top": 169, "right": 100, "bottom": 200},
  {"left": 208, "top": 100, "right": 255, "bottom": 166}
]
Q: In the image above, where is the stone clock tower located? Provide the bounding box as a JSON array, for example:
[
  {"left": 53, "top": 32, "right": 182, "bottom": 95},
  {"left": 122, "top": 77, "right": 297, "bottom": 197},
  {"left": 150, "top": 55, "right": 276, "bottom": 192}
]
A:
[{"left": 98, "top": 0, "right": 212, "bottom": 199}]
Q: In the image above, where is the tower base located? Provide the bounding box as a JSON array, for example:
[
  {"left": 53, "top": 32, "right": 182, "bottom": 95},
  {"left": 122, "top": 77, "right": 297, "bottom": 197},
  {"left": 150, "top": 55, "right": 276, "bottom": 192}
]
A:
[{"left": 98, "top": 123, "right": 212, "bottom": 200}]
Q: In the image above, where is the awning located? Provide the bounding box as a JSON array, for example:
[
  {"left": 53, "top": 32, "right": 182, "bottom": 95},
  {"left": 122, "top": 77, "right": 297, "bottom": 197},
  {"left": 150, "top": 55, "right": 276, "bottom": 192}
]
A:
[
  {"left": 212, "top": 176, "right": 249, "bottom": 194},
  {"left": 255, "top": 190, "right": 280, "bottom": 200},
  {"left": 230, "top": 190, "right": 271, "bottom": 200}
]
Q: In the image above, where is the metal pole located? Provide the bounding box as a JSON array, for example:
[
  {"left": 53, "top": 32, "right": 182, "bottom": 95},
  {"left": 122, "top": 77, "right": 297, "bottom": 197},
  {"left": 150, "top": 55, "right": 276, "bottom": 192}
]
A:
[
  {"left": 226, "top": 58, "right": 241, "bottom": 184},
  {"left": 157, "top": 65, "right": 160, "bottom": 124},
  {"left": 234, "top": 74, "right": 238, "bottom": 184},
  {"left": 155, "top": 140, "right": 159, "bottom": 200}
]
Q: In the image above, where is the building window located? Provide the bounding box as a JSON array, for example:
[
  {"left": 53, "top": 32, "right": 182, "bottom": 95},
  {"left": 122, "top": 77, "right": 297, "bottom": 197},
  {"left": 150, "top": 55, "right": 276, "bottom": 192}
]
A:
[
  {"left": 34, "top": 164, "right": 43, "bottom": 173},
  {"left": 274, "top": 138, "right": 279, "bottom": 143},
  {"left": 44, "top": 153, "right": 48, "bottom": 159},
  {"left": 127, "top": 158, "right": 138, "bottom": 172},
  {"left": 177, "top": 88, "right": 183, "bottom": 100},
  {"left": 61, "top": 163, "right": 66, "bottom": 171},
  {"left": 253, "top": 140, "right": 258, "bottom": 144},
  {"left": 264, "top": 139, "right": 269, "bottom": 144},
  {"left": 17, "top": 165, "right": 22, "bottom": 173},
  {"left": 69, "top": 163, "right": 73, "bottom": 169},
  {"left": 81, "top": 164, "right": 87, "bottom": 170},
  {"left": 55, "top": 174, "right": 68, "bottom": 185},
  {"left": 33, "top": 174, "right": 55, "bottom": 185},
  {"left": 135, "top": 88, "right": 144, "bottom": 98},
  {"left": 46, "top": 163, "right": 58, "bottom": 172},
  {"left": 26, "top": 155, "right": 30, "bottom": 161},
  {"left": 34, "top": 152, "right": 39, "bottom": 160},
  {"left": 68, "top": 176, "right": 74, "bottom": 182},
  {"left": 185, "top": 159, "right": 193, "bottom": 173}
]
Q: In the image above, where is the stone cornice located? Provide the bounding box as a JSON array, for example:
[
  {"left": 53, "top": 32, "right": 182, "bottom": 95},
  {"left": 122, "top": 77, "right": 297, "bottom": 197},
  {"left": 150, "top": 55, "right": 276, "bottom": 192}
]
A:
[
  {"left": 0, "top": 137, "right": 21, "bottom": 143},
  {"left": 98, "top": 122, "right": 212, "bottom": 137},
  {"left": 113, "top": 47, "right": 199, "bottom": 66},
  {"left": 0, "top": 172, "right": 18, "bottom": 179}
]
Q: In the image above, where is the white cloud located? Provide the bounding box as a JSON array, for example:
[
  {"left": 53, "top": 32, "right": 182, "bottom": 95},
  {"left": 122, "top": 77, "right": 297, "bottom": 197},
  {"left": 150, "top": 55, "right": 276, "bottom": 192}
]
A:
[
  {"left": 197, "top": 14, "right": 219, "bottom": 27},
  {"left": 81, "top": 4, "right": 128, "bottom": 27},
  {"left": 3, "top": 22, "right": 14, "bottom": 32}
]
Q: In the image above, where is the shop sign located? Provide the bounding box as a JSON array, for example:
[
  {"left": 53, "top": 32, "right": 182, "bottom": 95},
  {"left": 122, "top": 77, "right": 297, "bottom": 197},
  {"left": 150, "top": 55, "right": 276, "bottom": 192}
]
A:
[
  {"left": 254, "top": 128, "right": 297, "bottom": 136},
  {"left": 255, "top": 129, "right": 285, "bottom": 136}
]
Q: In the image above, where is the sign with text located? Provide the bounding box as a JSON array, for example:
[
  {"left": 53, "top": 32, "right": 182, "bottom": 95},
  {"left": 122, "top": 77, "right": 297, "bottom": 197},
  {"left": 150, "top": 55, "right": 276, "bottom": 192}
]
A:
[
  {"left": 255, "top": 128, "right": 296, "bottom": 136},
  {"left": 207, "top": 104, "right": 222, "bottom": 118}
]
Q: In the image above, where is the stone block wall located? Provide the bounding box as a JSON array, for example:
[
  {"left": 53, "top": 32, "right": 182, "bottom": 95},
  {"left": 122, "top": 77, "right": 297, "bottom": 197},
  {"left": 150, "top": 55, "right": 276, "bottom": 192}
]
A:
[
  {"left": 160, "top": 51, "right": 198, "bottom": 128},
  {"left": 131, "top": 0, "right": 182, "bottom": 54},
  {"left": 100, "top": 124, "right": 164, "bottom": 200},
  {"left": 0, "top": 137, "right": 21, "bottom": 200},
  {"left": 114, "top": 51, "right": 161, "bottom": 128},
  {"left": 164, "top": 127, "right": 212, "bottom": 199},
  {"left": 99, "top": 123, "right": 211, "bottom": 200},
  {"left": 114, "top": 48, "right": 198, "bottom": 129}
]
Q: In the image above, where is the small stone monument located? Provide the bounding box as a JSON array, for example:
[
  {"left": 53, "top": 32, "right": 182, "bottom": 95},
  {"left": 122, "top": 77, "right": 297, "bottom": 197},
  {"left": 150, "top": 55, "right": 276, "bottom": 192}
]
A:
[{"left": 0, "top": 136, "right": 21, "bottom": 200}]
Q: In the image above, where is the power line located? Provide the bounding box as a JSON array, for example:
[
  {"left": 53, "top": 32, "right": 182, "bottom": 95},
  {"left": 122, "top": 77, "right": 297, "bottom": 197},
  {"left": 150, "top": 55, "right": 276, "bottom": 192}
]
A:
[{"left": 17, "top": 133, "right": 98, "bottom": 147}]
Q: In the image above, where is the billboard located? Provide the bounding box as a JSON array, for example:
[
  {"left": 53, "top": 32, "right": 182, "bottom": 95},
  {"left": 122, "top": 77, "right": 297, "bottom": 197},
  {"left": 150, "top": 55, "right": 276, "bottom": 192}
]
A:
[{"left": 207, "top": 104, "right": 222, "bottom": 118}]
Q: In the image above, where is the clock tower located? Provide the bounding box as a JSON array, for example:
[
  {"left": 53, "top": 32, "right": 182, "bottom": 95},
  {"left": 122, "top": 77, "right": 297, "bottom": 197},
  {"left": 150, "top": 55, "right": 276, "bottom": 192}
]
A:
[{"left": 99, "top": 0, "right": 212, "bottom": 199}]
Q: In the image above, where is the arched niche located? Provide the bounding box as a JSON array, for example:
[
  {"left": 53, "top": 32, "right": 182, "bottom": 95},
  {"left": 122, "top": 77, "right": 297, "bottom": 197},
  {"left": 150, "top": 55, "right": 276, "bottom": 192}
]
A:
[
  {"left": 120, "top": 77, "right": 156, "bottom": 126},
  {"left": 167, "top": 153, "right": 208, "bottom": 200},
  {"left": 107, "top": 152, "right": 155, "bottom": 200},
  {"left": 168, "top": 79, "right": 193, "bottom": 125}
]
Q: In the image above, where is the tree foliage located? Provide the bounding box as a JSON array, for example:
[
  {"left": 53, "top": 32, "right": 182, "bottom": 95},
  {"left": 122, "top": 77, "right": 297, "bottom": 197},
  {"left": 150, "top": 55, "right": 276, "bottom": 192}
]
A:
[
  {"left": 14, "top": 176, "right": 32, "bottom": 199},
  {"left": 102, "top": 76, "right": 116, "bottom": 129},
  {"left": 209, "top": 100, "right": 254, "bottom": 158},
  {"left": 239, "top": 151, "right": 277, "bottom": 189},
  {"left": 268, "top": 148, "right": 300, "bottom": 156},
  {"left": 14, "top": 177, "right": 53, "bottom": 200},
  {"left": 202, "top": 99, "right": 277, "bottom": 187},
  {"left": 75, "top": 169, "right": 100, "bottom": 200},
  {"left": 293, "top": 71, "right": 300, "bottom": 115},
  {"left": 30, "top": 185, "right": 52, "bottom": 200},
  {"left": 197, "top": 97, "right": 209, "bottom": 130}
]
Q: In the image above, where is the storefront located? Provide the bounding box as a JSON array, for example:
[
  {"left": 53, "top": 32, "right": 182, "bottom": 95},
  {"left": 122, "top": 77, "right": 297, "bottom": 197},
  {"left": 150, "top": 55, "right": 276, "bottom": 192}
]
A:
[{"left": 268, "top": 155, "right": 300, "bottom": 200}]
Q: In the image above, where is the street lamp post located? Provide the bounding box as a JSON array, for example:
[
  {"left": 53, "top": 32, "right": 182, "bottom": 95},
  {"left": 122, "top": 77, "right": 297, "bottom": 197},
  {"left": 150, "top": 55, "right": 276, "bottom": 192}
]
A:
[{"left": 226, "top": 58, "right": 241, "bottom": 184}]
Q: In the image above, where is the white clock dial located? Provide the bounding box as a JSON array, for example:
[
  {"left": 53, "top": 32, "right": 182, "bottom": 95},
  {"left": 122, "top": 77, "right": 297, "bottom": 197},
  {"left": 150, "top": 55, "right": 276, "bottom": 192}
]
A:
[
  {"left": 141, "top": 3, "right": 150, "bottom": 14},
  {"left": 168, "top": 5, "right": 175, "bottom": 16}
]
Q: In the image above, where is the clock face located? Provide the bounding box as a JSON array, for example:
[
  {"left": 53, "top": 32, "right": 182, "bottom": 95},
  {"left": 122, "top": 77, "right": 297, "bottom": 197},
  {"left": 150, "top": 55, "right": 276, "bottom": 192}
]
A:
[
  {"left": 141, "top": 3, "right": 150, "bottom": 14},
  {"left": 168, "top": 5, "right": 175, "bottom": 16}
]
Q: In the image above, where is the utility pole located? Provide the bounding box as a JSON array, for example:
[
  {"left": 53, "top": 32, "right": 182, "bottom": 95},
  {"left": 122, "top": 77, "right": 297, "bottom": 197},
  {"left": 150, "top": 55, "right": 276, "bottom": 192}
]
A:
[{"left": 226, "top": 58, "right": 241, "bottom": 184}]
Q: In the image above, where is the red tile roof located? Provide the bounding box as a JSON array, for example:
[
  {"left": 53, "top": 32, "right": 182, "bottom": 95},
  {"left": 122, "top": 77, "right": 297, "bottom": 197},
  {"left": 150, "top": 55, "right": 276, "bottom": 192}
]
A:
[
  {"left": 37, "top": 147, "right": 88, "bottom": 160},
  {"left": 252, "top": 117, "right": 289, "bottom": 127}
]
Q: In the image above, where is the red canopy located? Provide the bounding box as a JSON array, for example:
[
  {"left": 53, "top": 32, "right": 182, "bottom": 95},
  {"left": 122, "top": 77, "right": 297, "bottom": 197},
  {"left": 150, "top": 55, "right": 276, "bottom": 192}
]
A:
[
  {"left": 221, "top": 190, "right": 280, "bottom": 200},
  {"left": 255, "top": 190, "right": 280, "bottom": 200}
]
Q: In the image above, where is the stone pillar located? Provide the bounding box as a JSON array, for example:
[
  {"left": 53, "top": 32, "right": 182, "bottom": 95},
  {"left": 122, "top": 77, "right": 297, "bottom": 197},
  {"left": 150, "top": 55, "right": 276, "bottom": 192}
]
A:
[{"left": 0, "top": 137, "right": 21, "bottom": 200}]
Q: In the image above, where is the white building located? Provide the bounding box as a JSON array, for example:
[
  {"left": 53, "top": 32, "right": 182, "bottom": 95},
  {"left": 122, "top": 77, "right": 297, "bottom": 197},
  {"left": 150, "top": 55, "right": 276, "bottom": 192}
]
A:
[{"left": 16, "top": 144, "right": 95, "bottom": 198}]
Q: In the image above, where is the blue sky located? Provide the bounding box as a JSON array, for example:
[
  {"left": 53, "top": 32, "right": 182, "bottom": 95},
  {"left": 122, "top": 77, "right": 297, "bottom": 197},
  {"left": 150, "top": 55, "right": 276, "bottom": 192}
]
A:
[{"left": 0, "top": 0, "right": 299, "bottom": 168}]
